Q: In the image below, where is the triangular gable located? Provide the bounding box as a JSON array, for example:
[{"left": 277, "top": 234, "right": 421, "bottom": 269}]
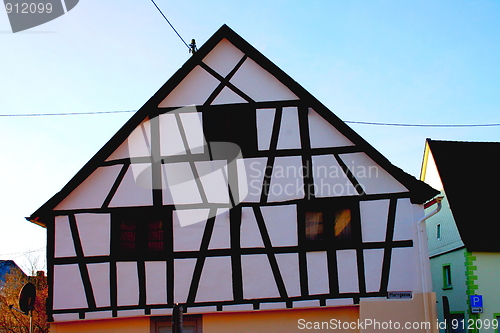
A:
[{"left": 30, "top": 25, "right": 437, "bottom": 225}]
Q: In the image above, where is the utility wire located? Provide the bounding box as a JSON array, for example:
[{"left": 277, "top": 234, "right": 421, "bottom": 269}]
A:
[
  {"left": 1, "top": 109, "right": 500, "bottom": 128},
  {"left": 150, "top": 0, "right": 190, "bottom": 49},
  {"left": 0, "top": 110, "right": 137, "bottom": 117},
  {"left": 344, "top": 120, "right": 500, "bottom": 127},
  {"left": 0, "top": 247, "right": 45, "bottom": 257}
]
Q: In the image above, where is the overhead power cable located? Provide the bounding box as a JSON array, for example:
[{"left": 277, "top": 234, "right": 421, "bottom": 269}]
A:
[
  {"left": 1, "top": 110, "right": 499, "bottom": 127},
  {"left": 150, "top": 0, "right": 190, "bottom": 50},
  {"left": 0, "top": 110, "right": 137, "bottom": 117},
  {"left": 344, "top": 120, "right": 500, "bottom": 127}
]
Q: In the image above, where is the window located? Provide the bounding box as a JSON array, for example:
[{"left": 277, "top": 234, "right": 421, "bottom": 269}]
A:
[
  {"left": 437, "top": 223, "right": 442, "bottom": 240},
  {"left": 113, "top": 209, "right": 168, "bottom": 259},
  {"left": 443, "top": 264, "right": 452, "bottom": 289},
  {"left": 303, "top": 201, "right": 355, "bottom": 248},
  {"left": 152, "top": 316, "right": 201, "bottom": 333},
  {"left": 202, "top": 105, "right": 257, "bottom": 156}
]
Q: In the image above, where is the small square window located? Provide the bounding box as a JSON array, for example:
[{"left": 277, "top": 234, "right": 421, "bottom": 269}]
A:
[
  {"left": 114, "top": 209, "right": 168, "bottom": 258},
  {"left": 305, "top": 211, "right": 324, "bottom": 241},
  {"left": 443, "top": 264, "right": 452, "bottom": 289},
  {"left": 303, "top": 203, "right": 354, "bottom": 245}
]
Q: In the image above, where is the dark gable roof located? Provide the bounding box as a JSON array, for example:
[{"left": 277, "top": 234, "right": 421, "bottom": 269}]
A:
[
  {"left": 428, "top": 139, "right": 500, "bottom": 252},
  {"left": 29, "top": 25, "right": 438, "bottom": 225}
]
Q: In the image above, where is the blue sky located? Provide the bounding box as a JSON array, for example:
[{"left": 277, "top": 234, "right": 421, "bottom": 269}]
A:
[{"left": 1, "top": 1, "right": 499, "bottom": 271}]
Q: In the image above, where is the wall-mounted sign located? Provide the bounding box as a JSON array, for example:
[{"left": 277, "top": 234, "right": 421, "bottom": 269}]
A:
[
  {"left": 470, "top": 295, "right": 483, "bottom": 313},
  {"left": 387, "top": 291, "right": 413, "bottom": 299}
]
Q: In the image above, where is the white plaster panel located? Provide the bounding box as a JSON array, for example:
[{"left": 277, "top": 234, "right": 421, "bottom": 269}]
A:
[
  {"left": 256, "top": 108, "right": 276, "bottom": 151},
  {"left": 312, "top": 154, "right": 358, "bottom": 197},
  {"left": 202, "top": 38, "right": 245, "bottom": 77},
  {"left": 117, "top": 262, "right": 139, "bottom": 306},
  {"left": 238, "top": 157, "right": 267, "bottom": 203},
  {"left": 159, "top": 66, "right": 221, "bottom": 107},
  {"left": 159, "top": 113, "right": 186, "bottom": 156},
  {"left": 53, "top": 264, "right": 88, "bottom": 310},
  {"left": 107, "top": 119, "right": 152, "bottom": 161},
  {"left": 363, "top": 249, "right": 384, "bottom": 293},
  {"left": 75, "top": 213, "right": 110, "bottom": 257},
  {"left": 150, "top": 308, "right": 170, "bottom": 315},
  {"left": 117, "top": 309, "right": 145, "bottom": 317},
  {"left": 174, "top": 258, "right": 197, "bottom": 304},
  {"left": 55, "top": 165, "right": 122, "bottom": 210},
  {"left": 260, "top": 302, "right": 287, "bottom": 310},
  {"left": 241, "top": 254, "right": 280, "bottom": 299},
  {"left": 240, "top": 207, "right": 265, "bottom": 248},
  {"left": 208, "top": 208, "right": 231, "bottom": 250},
  {"left": 187, "top": 306, "right": 217, "bottom": 314},
  {"left": 306, "top": 251, "right": 330, "bottom": 295},
  {"left": 87, "top": 263, "right": 110, "bottom": 307},
  {"left": 173, "top": 210, "right": 208, "bottom": 251},
  {"left": 339, "top": 153, "right": 408, "bottom": 195},
  {"left": 275, "top": 253, "right": 301, "bottom": 297},
  {"left": 195, "top": 256, "right": 233, "bottom": 303},
  {"left": 54, "top": 216, "right": 76, "bottom": 258},
  {"left": 212, "top": 87, "right": 247, "bottom": 105},
  {"left": 326, "top": 298, "right": 354, "bottom": 306},
  {"left": 174, "top": 208, "right": 210, "bottom": 228},
  {"left": 223, "top": 304, "right": 254, "bottom": 312},
  {"left": 268, "top": 156, "right": 304, "bottom": 202},
  {"left": 260, "top": 205, "right": 298, "bottom": 247},
  {"left": 230, "top": 57, "right": 298, "bottom": 102},
  {"left": 128, "top": 120, "right": 152, "bottom": 158},
  {"left": 145, "top": 261, "right": 167, "bottom": 305},
  {"left": 277, "top": 107, "right": 301, "bottom": 150},
  {"left": 388, "top": 247, "right": 417, "bottom": 291},
  {"left": 308, "top": 109, "right": 354, "bottom": 148},
  {"left": 195, "top": 160, "right": 230, "bottom": 204},
  {"left": 162, "top": 163, "right": 203, "bottom": 205},
  {"left": 293, "top": 300, "right": 320, "bottom": 308},
  {"left": 337, "top": 250, "right": 359, "bottom": 293},
  {"left": 109, "top": 164, "right": 153, "bottom": 207},
  {"left": 180, "top": 111, "right": 205, "bottom": 154},
  {"left": 52, "top": 313, "right": 80, "bottom": 322},
  {"left": 85, "top": 311, "right": 113, "bottom": 320},
  {"left": 393, "top": 198, "right": 415, "bottom": 241},
  {"left": 360, "top": 199, "right": 390, "bottom": 243}
]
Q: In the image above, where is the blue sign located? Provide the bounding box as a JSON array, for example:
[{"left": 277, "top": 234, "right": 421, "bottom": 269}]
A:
[{"left": 470, "top": 295, "right": 483, "bottom": 308}]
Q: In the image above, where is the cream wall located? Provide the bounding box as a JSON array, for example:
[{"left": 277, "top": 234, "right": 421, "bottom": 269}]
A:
[
  {"left": 50, "top": 317, "right": 150, "bottom": 333},
  {"left": 474, "top": 252, "right": 500, "bottom": 333},
  {"left": 50, "top": 295, "right": 437, "bottom": 333},
  {"left": 203, "top": 306, "right": 360, "bottom": 333}
]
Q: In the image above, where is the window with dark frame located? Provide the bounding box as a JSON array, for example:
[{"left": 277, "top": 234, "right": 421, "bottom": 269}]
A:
[
  {"left": 114, "top": 210, "right": 169, "bottom": 258},
  {"left": 443, "top": 264, "right": 452, "bottom": 289},
  {"left": 303, "top": 202, "right": 356, "bottom": 246}
]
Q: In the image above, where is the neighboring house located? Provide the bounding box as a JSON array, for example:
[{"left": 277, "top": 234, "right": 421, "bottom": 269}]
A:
[
  {"left": 29, "top": 25, "right": 439, "bottom": 333},
  {"left": 0, "top": 260, "right": 26, "bottom": 286},
  {"left": 421, "top": 139, "right": 500, "bottom": 333}
]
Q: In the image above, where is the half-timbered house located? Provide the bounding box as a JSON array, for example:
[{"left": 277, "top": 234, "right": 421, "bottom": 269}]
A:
[{"left": 29, "top": 25, "right": 439, "bottom": 333}]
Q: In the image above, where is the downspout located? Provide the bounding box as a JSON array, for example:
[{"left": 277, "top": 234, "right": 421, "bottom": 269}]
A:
[{"left": 418, "top": 196, "right": 443, "bottom": 332}]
